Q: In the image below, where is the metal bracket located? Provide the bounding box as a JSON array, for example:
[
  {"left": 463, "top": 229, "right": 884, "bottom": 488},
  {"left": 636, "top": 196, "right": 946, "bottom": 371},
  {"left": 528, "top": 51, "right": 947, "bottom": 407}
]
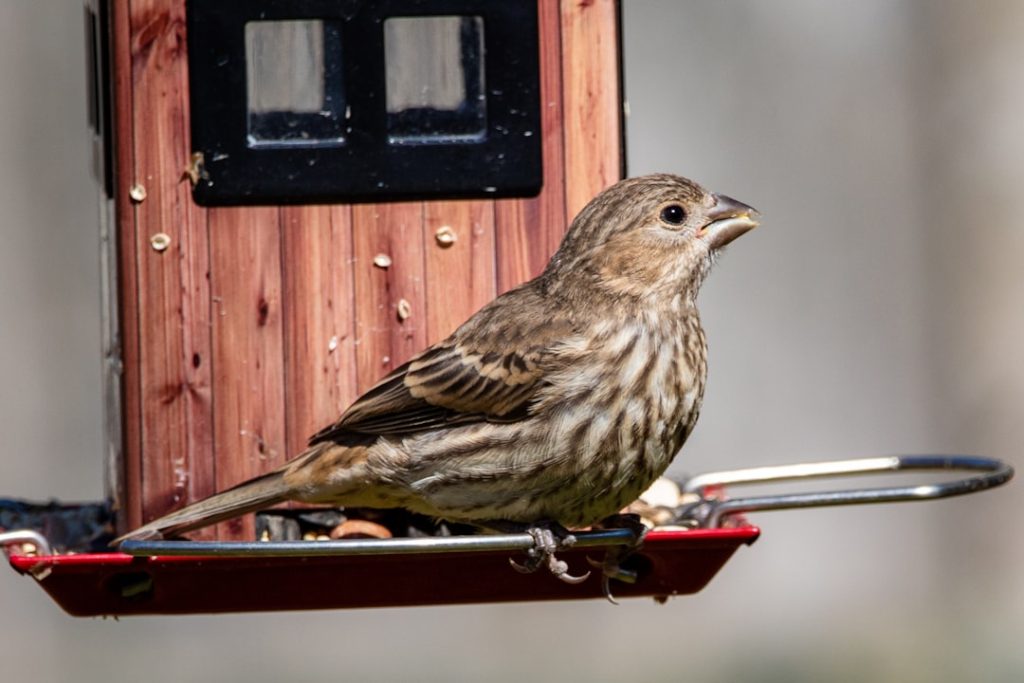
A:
[{"left": 676, "top": 455, "right": 1013, "bottom": 528}]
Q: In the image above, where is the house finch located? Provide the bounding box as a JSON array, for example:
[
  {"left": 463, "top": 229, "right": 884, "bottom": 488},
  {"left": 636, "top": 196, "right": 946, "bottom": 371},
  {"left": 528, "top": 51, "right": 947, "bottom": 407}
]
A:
[{"left": 116, "top": 174, "right": 759, "bottom": 582}]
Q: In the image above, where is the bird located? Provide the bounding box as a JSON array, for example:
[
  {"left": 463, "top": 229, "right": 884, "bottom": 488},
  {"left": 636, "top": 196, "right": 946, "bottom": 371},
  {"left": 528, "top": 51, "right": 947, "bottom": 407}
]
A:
[{"left": 115, "top": 173, "right": 759, "bottom": 584}]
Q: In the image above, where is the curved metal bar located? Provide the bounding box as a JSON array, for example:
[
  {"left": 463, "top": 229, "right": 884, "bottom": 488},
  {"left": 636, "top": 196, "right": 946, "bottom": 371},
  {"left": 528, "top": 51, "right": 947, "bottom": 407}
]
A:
[
  {"left": 679, "top": 455, "right": 1013, "bottom": 528},
  {"left": 0, "top": 529, "right": 53, "bottom": 557},
  {"left": 120, "top": 527, "right": 638, "bottom": 558},
  {"left": 682, "top": 456, "right": 904, "bottom": 493}
]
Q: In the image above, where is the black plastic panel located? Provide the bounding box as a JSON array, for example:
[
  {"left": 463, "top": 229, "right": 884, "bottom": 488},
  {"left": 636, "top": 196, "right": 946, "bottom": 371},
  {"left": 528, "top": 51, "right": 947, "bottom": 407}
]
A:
[{"left": 187, "top": 0, "right": 542, "bottom": 205}]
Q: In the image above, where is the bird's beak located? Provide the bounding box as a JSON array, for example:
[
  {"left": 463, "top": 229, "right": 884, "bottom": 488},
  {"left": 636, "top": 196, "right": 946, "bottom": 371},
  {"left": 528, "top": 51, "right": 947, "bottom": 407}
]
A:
[{"left": 699, "top": 193, "right": 760, "bottom": 249}]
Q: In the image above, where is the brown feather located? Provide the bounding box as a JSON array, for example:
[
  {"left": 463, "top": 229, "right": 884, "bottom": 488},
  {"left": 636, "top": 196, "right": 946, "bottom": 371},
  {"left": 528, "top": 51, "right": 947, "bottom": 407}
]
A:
[{"left": 309, "top": 284, "right": 578, "bottom": 444}]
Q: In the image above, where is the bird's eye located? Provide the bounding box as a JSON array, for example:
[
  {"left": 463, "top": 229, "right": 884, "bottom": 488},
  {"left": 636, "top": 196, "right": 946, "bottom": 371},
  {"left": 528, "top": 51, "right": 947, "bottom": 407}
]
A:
[{"left": 659, "top": 204, "right": 687, "bottom": 226}]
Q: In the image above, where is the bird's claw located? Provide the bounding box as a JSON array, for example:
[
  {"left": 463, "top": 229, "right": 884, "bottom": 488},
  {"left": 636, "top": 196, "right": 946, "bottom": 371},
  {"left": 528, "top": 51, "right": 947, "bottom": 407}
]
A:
[
  {"left": 586, "top": 513, "right": 650, "bottom": 603},
  {"left": 509, "top": 524, "right": 591, "bottom": 584},
  {"left": 586, "top": 554, "right": 640, "bottom": 604},
  {"left": 548, "top": 553, "right": 590, "bottom": 584},
  {"left": 508, "top": 556, "right": 535, "bottom": 574},
  {"left": 586, "top": 555, "right": 639, "bottom": 583}
]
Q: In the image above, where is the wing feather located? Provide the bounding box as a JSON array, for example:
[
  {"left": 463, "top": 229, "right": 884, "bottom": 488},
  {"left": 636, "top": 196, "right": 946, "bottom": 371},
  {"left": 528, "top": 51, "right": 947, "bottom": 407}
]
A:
[{"left": 308, "top": 288, "right": 577, "bottom": 445}]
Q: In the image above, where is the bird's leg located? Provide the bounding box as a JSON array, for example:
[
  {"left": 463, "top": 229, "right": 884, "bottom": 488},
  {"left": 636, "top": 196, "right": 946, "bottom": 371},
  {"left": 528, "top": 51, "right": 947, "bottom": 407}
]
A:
[
  {"left": 481, "top": 520, "right": 591, "bottom": 585},
  {"left": 587, "top": 513, "right": 650, "bottom": 604}
]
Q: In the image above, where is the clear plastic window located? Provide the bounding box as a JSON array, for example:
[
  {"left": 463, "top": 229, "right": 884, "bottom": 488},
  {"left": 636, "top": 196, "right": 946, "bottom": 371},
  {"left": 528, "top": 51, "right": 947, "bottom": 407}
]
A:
[
  {"left": 245, "top": 20, "right": 346, "bottom": 147},
  {"left": 384, "top": 16, "right": 486, "bottom": 144}
]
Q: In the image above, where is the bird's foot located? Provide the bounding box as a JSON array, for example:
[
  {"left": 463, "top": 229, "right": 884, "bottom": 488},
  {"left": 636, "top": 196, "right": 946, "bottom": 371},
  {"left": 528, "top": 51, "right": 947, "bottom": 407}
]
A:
[
  {"left": 587, "top": 513, "right": 650, "bottom": 604},
  {"left": 495, "top": 521, "right": 590, "bottom": 584}
]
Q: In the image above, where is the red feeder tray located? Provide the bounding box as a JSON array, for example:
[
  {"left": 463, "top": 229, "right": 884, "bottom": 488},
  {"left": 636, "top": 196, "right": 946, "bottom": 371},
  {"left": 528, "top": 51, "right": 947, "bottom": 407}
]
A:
[
  {"left": 3, "top": 455, "right": 1011, "bottom": 617},
  {"left": 8, "top": 527, "right": 759, "bottom": 616}
]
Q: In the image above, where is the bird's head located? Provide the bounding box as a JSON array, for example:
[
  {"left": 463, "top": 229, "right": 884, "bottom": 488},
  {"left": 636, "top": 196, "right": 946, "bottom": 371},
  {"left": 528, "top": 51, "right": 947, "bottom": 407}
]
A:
[{"left": 544, "top": 174, "right": 759, "bottom": 308}]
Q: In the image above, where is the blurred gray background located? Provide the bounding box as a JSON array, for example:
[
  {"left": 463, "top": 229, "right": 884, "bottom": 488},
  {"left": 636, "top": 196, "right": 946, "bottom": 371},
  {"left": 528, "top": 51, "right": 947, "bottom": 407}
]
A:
[{"left": 1, "top": 1, "right": 1021, "bottom": 681}]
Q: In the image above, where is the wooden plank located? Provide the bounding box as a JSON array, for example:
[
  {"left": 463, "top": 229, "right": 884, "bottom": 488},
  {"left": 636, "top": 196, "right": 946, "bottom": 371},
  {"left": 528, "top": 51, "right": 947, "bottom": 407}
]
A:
[
  {"left": 384, "top": 204, "right": 429, "bottom": 370},
  {"left": 423, "top": 201, "right": 496, "bottom": 343},
  {"left": 127, "top": 0, "right": 216, "bottom": 537},
  {"left": 351, "top": 203, "right": 427, "bottom": 392},
  {"left": 280, "top": 205, "right": 359, "bottom": 458},
  {"left": 495, "top": 0, "right": 568, "bottom": 292},
  {"left": 561, "top": 0, "right": 623, "bottom": 220},
  {"left": 208, "top": 206, "right": 287, "bottom": 540},
  {"left": 111, "top": 0, "right": 140, "bottom": 535}
]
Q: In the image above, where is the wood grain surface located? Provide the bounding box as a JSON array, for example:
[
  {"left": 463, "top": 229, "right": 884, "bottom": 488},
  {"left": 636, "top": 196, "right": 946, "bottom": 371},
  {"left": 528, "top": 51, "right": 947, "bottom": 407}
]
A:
[{"left": 115, "top": 0, "right": 622, "bottom": 539}]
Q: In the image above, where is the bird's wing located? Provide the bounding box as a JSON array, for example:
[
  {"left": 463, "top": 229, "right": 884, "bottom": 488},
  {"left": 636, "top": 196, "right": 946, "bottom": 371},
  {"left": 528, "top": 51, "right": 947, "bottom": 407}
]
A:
[{"left": 308, "top": 292, "right": 576, "bottom": 444}]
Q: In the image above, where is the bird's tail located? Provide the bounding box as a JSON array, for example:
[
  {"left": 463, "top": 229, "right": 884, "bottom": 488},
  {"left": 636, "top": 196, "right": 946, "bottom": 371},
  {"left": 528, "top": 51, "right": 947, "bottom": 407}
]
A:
[{"left": 112, "top": 470, "right": 291, "bottom": 545}]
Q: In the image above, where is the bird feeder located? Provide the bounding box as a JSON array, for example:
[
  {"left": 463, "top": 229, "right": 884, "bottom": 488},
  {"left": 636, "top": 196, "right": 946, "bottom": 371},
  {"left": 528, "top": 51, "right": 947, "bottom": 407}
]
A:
[{"left": 1, "top": 0, "right": 1013, "bottom": 616}]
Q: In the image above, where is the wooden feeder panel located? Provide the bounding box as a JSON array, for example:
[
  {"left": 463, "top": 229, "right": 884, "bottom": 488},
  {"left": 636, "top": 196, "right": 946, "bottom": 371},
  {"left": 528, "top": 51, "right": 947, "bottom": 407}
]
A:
[{"left": 110, "top": 0, "right": 623, "bottom": 539}]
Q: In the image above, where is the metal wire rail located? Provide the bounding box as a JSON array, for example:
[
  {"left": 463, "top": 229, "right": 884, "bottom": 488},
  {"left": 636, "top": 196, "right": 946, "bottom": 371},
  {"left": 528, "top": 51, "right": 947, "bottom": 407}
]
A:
[
  {"left": 119, "top": 527, "right": 638, "bottom": 558},
  {"left": 678, "top": 454, "right": 1013, "bottom": 528}
]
